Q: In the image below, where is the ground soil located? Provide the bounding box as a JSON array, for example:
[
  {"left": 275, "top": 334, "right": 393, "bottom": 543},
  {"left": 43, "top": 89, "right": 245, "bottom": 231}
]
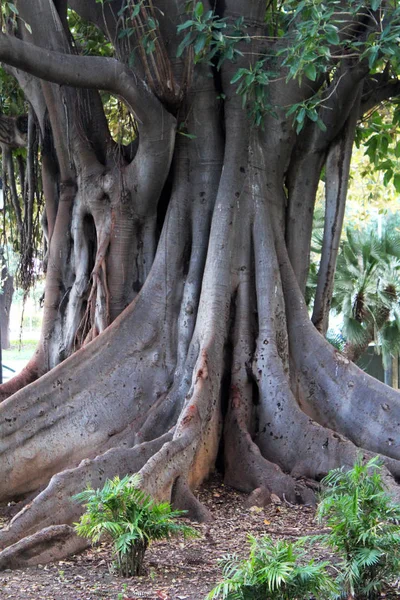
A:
[{"left": 0, "top": 474, "right": 399, "bottom": 600}]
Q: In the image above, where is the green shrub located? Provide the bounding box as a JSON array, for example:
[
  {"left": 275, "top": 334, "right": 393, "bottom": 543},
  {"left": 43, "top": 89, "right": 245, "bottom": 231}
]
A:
[
  {"left": 317, "top": 455, "right": 400, "bottom": 599},
  {"left": 74, "top": 473, "right": 198, "bottom": 577},
  {"left": 206, "top": 534, "right": 337, "bottom": 599}
]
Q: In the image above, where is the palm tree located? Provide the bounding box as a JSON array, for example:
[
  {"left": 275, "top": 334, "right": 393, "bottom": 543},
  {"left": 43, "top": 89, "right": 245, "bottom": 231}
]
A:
[
  {"left": 330, "top": 228, "right": 400, "bottom": 381},
  {"left": 308, "top": 223, "right": 400, "bottom": 384}
]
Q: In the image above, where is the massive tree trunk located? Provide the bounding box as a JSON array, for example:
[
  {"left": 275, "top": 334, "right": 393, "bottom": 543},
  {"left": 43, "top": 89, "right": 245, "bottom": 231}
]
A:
[{"left": 0, "top": 0, "right": 400, "bottom": 570}]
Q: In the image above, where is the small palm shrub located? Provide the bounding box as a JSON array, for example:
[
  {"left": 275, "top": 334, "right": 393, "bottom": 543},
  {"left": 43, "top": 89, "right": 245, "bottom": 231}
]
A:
[
  {"left": 317, "top": 456, "right": 400, "bottom": 599},
  {"left": 206, "top": 534, "right": 337, "bottom": 599},
  {"left": 74, "top": 474, "right": 198, "bottom": 576}
]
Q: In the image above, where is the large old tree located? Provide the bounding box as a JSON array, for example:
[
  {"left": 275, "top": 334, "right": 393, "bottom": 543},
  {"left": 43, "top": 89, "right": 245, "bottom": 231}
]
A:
[{"left": 1, "top": 0, "right": 400, "bottom": 569}]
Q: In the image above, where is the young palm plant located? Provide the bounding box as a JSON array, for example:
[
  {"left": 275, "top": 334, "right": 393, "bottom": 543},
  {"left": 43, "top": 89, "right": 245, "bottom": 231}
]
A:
[
  {"left": 206, "top": 534, "right": 337, "bottom": 600},
  {"left": 332, "top": 228, "right": 400, "bottom": 366},
  {"left": 74, "top": 474, "right": 198, "bottom": 576},
  {"left": 317, "top": 456, "right": 400, "bottom": 599}
]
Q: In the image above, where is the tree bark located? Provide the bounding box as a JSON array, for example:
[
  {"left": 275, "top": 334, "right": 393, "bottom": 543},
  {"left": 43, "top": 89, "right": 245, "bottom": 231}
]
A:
[{"left": 0, "top": 0, "right": 400, "bottom": 570}]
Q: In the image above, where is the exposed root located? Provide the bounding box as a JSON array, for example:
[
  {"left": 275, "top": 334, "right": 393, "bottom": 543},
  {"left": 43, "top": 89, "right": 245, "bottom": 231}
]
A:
[
  {"left": 171, "top": 476, "right": 212, "bottom": 522},
  {"left": 1, "top": 77, "right": 400, "bottom": 577},
  {"left": 277, "top": 227, "right": 400, "bottom": 462},
  {"left": 0, "top": 526, "right": 86, "bottom": 570},
  {"left": 224, "top": 403, "right": 297, "bottom": 502},
  {"left": 0, "top": 354, "right": 42, "bottom": 402},
  {"left": 0, "top": 436, "right": 170, "bottom": 568}
]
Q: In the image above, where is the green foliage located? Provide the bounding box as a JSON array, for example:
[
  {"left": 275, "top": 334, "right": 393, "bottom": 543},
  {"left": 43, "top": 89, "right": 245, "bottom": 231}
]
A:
[
  {"left": 317, "top": 456, "right": 400, "bottom": 599},
  {"left": 279, "top": 0, "right": 400, "bottom": 79},
  {"left": 307, "top": 214, "right": 400, "bottom": 365},
  {"left": 206, "top": 535, "right": 337, "bottom": 600},
  {"left": 332, "top": 227, "right": 400, "bottom": 364},
  {"left": 355, "top": 103, "right": 400, "bottom": 194},
  {"left": 74, "top": 474, "right": 198, "bottom": 576},
  {"left": 67, "top": 9, "right": 113, "bottom": 58},
  {"left": 176, "top": 0, "right": 400, "bottom": 132},
  {"left": 231, "top": 60, "right": 278, "bottom": 127},
  {"left": 0, "top": 69, "right": 26, "bottom": 116},
  {"left": 177, "top": 3, "right": 248, "bottom": 69},
  {"left": 0, "top": 2, "right": 32, "bottom": 34},
  {"left": 286, "top": 97, "right": 327, "bottom": 135}
]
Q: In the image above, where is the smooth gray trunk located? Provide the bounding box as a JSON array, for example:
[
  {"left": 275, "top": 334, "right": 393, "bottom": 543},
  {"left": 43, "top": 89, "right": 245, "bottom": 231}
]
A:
[{"left": 0, "top": 0, "right": 399, "bottom": 571}]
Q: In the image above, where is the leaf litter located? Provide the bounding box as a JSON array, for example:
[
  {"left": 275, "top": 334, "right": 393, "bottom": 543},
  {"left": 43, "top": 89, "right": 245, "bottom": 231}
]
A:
[{"left": 0, "top": 473, "right": 399, "bottom": 599}]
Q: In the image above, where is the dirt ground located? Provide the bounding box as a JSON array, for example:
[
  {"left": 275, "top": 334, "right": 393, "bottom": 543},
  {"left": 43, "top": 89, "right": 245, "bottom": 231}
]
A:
[{"left": 0, "top": 474, "right": 399, "bottom": 600}]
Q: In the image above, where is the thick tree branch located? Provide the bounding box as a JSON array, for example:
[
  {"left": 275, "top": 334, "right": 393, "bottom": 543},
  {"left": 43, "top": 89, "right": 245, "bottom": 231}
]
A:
[
  {"left": 0, "top": 34, "right": 174, "bottom": 135},
  {"left": 297, "top": 61, "right": 368, "bottom": 155},
  {"left": 361, "top": 76, "right": 400, "bottom": 115}
]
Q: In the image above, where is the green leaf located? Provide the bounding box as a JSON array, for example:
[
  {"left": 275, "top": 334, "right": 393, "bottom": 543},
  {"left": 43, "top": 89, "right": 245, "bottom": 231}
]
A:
[
  {"left": 307, "top": 108, "right": 318, "bottom": 122},
  {"left": 304, "top": 63, "right": 317, "bottom": 81},
  {"left": 7, "top": 3, "right": 19, "bottom": 14},
  {"left": 230, "top": 69, "right": 246, "bottom": 84},
  {"left": 326, "top": 30, "right": 340, "bottom": 45},
  {"left": 177, "top": 20, "right": 194, "bottom": 32},
  {"left": 194, "top": 2, "right": 204, "bottom": 18},
  {"left": 178, "top": 131, "right": 197, "bottom": 139},
  {"left": 297, "top": 107, "right": 306, "bottom": 124},
  {"left": 286, "top": 103, "right": 300, "bottom": 117},
  {"left": 176, "top": 31, "right": 193, "bottom": 57},
  {"left": 394, "top": 173, "right": 400, "bottom": 194},
  {"left": 132, "top": 4, "right": 141, "bottom": 17},
  {"left": 383, "top": 169, "right": 393, "bottom": 186},
  {"left": 368, "top": 45, "right": 380, "bottom": 69},
  {"left": 194, "top": 33, "right": 207, "bottom": 55}
]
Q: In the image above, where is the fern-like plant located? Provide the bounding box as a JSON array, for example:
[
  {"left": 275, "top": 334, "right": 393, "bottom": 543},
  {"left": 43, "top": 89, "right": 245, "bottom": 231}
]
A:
[
  {"left": 74, "top": 474, "right": 198, "bottom": 577},
  {"left": 317, "top": 456, "right": 400, "bottom": 599},
  {"left": 206, "top": 534, "right": 337, "bottom": 599}
]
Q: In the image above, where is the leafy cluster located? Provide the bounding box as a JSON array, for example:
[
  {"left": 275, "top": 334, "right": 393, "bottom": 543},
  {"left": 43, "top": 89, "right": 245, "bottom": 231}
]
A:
[
  {"left": 118, "top": 0, "right": 159, "bottom": 57},
  {"left": 333, "top": 228, "right": 400, "bottom": 365},
  {"left": 279, "top": 0, "right": 400, "bottom": 76},
  {"left": 307, "top": 214, "right": 400, "bottom": 366},
  {"left": 176, "top": 0, "right": 400, "bottom": 131},
  {"left": 74, "top": 474, "right": 198, "bottom": 576},
  {"left": 177, "top": 3, "right": 248, "bottom": 69},
  {"left": 208, "top": 458, "right": 400, "bottom": 600},
  {"left": 356, "top": 103, "right": 400, "bottom": 193},
  {"left": 317, "top": 456, "right": 400, "bottom": 598},
  {"left": 68, "top": 9, "right": 113, "bottom": 58},
  {"left": 207, "top": 535, "right": 336, "bottom": 600},
  {"left": 230, "top": 60, "right": 278, "bottom": 127}
]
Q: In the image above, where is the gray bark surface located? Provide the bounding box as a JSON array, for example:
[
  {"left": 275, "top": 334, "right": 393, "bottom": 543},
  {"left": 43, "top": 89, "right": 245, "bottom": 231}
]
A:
[{"left": 0, "top": 0, "right": 399, "bottom": 569}]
